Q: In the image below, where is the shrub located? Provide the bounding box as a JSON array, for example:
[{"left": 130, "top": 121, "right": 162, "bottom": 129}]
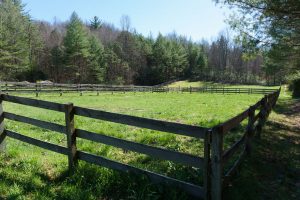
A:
[
  {"left": 292, "top": 78, "right": 300, "bottom": 98},
  {"left": 286, "top": 71, "right": 300, "bottom": 98}
]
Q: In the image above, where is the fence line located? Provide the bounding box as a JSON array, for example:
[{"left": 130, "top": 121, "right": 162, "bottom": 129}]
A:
[
  {"left": 0, "top": 82, "right": 278, "bottom": 96},
  {"left": 0, "top": 88, "right": 280, "bottom": 199}
]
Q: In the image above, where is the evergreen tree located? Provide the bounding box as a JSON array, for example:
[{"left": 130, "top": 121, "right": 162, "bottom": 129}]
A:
[
  {"left": 87, "top": 35, "right": 104, "bottom": 83},
  {"left": 104, "top": 46, "right": 129, "bottom": 84},
  {"left": 90, "top": 16, "right": 102, "bottom": 30},
  {"left": 0, "top": 0, "right": 33, "bottom": 80},
  {"left": 64, "top": 12, "right": 90, "bottom": 83}
]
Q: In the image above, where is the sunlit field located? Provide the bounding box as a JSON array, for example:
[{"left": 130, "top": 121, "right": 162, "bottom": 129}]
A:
[
  {"left": 168, "top": 80, "right": 280, "bottom": 89},
  {"left": 0, "top": 91, "right": 264, "bottom": 199}
]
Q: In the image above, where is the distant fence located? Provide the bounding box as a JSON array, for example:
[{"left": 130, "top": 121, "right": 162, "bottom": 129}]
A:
[
  {"left": 0, "top": 88, "right": 280, "bottom": 199},
  {"left": 0, "top": 82, "right": 278, "bottom": 96}
]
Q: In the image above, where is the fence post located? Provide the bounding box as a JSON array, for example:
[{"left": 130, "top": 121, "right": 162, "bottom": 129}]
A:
[
  {"left": 246, "top": 106, "right": 255, "bottom": 155},
  {"left": 35, "top": 83, "right": 39, "bottom": 97},
  {"left": 65, "top": 103, "right": 77, "bottom": 172},
  {"left": 256, "top": 97, "right": 267, "bottom": 139},
  {"left": 0, "top": 94, "right": 6, "bottom": 153},
  {"left": 265, "top": 95, "right": 271, "bottom": 118},
  {"left": 5, "top": 83, "right": 8, "bottom": 95},
  {"left": 211, "top": 126, "right": 223, "bottom": 200},
  {"left": 80, "top": 84, "right": 83, "bottom": 96},
  {"left": 204, "top": 130, "right": 212, "bottom": 200},
  {"left": 190, "top": 86, "right": 192, "bottom": 94}
]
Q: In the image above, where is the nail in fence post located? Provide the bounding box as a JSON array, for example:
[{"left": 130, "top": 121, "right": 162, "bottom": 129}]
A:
[
  {"left": 0, "top": 94, "right": 6, "bottom": 153},
  {"left": 65, "top": 103, "right": 77, "bottom": 172},
  {"left": 204, "top": 130, "right": 212, "bottom": 200},
  {"left": 211, "top": 126, "right": 223, "bottom": 200},
  {"left": 246, "top": 106, "right": 255, "bottom": 155}
]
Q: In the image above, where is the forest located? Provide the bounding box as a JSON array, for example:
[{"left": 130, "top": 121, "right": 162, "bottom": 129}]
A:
[
  {"left": 0, "top": 0, "right": 288, "bottom": 86},
  {"left": 0, "top": 1, "right": 299, "bottom": 199}
]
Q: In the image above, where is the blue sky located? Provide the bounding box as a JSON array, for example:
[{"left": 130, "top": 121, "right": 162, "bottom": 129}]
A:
[{"left": 22, "top": 0, "right": 231, "bottom": 41}]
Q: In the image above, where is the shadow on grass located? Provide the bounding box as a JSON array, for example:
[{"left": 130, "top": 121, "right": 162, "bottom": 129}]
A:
[
  {"left": 0, "top": 155, "right": 196, "bottom": 200},
  {"left": 223, "top": 98, "right": 300, "bottom": 200}
]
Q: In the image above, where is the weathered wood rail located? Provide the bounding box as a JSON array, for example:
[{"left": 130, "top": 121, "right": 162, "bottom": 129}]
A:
[
  {"left": 0, "top": 88, "right": 280, "bottom": 199},
  {"left": 0, "top": 82, "right": 278, "bottom": 96}
]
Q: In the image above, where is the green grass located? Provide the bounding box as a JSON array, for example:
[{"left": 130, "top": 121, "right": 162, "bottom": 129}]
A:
[
  {"left": 224, "top": 92, "right": 300, "bottom": 200},
  {"left": 168, "top": 80, "right": 280, "bottom": 89},
  {"left": 0, "top": 91, "right": 285, "bottom": 199}
]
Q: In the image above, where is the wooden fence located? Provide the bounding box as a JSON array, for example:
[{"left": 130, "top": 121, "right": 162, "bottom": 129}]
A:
[
  {"left": 0, "top": 82, "right": 278, "bottom": 95},
  {"left": 0, "top": 88, "right": 280, "bottom": 200}
]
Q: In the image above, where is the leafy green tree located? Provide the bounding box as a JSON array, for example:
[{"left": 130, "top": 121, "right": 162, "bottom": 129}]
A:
[{"left": 215, "top": 0, "right": 300, "bottom": 82}]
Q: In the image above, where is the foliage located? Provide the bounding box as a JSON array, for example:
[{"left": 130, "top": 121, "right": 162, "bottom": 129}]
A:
[
  {"left": 291, "top": 79, "right": 300, "bottom": 98},
  {"left": 0, "top": 0, "right": 42, "bottom": 80},
  {"left": 224, "top": 95, "right": 300, "bottom": 200},
  {"left": 215, "top": 0, "right": 300, "bottom": 87},
  {"left": 0, "top": 0, "right": 279, "bottom": 85},
  {"left": 64, "top": 12, "right": 90, "bottom": 83},
  {"left": 89, "top": 16, "right": 102, "bottom": 30}
]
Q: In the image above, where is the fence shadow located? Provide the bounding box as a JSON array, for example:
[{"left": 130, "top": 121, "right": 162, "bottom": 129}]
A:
[
  {"left": 0, "top": 155, "right": 192, "bottom": 200},
  {"left": 223, "top": 97, "right": 300, "bottom": 200}
]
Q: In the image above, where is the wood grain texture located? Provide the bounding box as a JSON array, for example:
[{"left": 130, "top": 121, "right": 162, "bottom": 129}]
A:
[
  {"left": 76, "top": 129, "right": 203, "bottom": 168},
  {"left": 5, "top": 130, "right": 68, "bottom": 155},
  {"left": 74, "top": 106, "right": 207, "bottom": 138},
  {"left": 77, "top": 151, "right": 204, "bottom": 199},
  {"left": 1, "top": 94, "right": 65, "bottom": 112},
  {"left": 3, "top": 112, "right": 66, "bottom": 134}
]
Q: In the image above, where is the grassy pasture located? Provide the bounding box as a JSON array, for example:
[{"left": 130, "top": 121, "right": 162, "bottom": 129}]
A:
[
  {"left": 0, "top": 92, "right": 264, "bottom": 199},
  {"left": 168, "top": 80, "right": 280, "bottom": 89}
]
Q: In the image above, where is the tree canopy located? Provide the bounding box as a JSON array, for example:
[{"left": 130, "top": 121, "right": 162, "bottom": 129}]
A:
[
  {"left": 0, "top": 0, "right": 286, "bottom": 86},
  {"left": 215, "top": 0, "right": 300, "bottom": 83}
]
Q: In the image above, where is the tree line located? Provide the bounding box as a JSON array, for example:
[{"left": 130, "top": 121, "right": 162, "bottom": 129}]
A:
[
  {"left": 0, "top": 0, "right": 280, "bottom": 85},
  {"left": 215, "top": 0, "right": 299, "bottom": 96}
]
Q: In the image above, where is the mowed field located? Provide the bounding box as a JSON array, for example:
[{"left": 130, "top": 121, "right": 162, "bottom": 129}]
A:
[
  {"left": 0, "top": 91, "right": 265, "bottom": 199},
  {"left": 168, "top": 80, "right": 279, "bottom": 89}
]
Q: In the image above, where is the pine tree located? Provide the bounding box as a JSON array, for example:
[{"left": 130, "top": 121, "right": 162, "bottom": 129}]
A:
[
  {"left": 90, "top": 16, "right": 102, "bottom": 30},
  {"left": 87, "top": 35, "right": 104, "bottom": 83},
  {"left": 64, "top": 12, "right": 90, "bottom": 83},
  {"left": 0, "top": 0, "right": 32, "bottom": 80}
]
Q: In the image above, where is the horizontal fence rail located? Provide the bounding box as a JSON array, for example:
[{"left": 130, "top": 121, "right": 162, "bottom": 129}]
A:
[
  {"left": 76, "top": 129, "right": 204, "bottom": 168},
  {"left": 0, "top": 87, "right": 281, "bottom": 200},
  {"left": 0, "top": 93, "right": 208, "bottom": 198},
  {"left": 209, "top": 89, "right": 280, "bottom": 200},
  {"left": 0, "top": 81, "right": 279, "bottom": 96},
  {"left": 74, "top": 106, "right": 207, "bottom": 138}
]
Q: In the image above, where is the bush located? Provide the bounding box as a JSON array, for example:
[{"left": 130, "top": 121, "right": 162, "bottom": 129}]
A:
[
  {"left": 292, "top": 78, "right": 300, "bottom": 98},
  {"left": 286, "top": 71, "right": 300, "bottom": 98}
]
